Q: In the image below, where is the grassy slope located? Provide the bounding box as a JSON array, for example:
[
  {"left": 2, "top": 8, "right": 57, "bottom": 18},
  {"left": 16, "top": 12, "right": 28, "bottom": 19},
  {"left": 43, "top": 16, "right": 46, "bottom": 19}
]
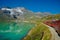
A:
[
  {"left": 23, "top": 14, "right": 60, "bottom": 40},
  {"left": 23, "top": 23, "right": 51, "bottom": 40},
  {"left": 41, "top": 14, "right": 60, "bottom": 22}
]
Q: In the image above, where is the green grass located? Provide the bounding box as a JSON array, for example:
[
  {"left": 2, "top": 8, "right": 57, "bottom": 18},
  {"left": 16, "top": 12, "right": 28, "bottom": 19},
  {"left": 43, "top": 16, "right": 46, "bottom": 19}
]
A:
[{"left": 23, "top": 23, "right": 51, "bottom": 40}]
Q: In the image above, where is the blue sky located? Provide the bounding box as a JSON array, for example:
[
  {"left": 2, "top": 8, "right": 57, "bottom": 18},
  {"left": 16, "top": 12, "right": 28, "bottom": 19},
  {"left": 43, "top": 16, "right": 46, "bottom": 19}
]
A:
[{"left": 0, "top": 0, "right": 60, "bottom": 14}]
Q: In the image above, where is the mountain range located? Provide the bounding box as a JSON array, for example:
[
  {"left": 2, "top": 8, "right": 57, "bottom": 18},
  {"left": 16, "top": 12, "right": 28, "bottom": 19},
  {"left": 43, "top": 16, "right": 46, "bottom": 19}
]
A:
[{"left": 0, "top": 7, "right": 59, "bottom": 21}]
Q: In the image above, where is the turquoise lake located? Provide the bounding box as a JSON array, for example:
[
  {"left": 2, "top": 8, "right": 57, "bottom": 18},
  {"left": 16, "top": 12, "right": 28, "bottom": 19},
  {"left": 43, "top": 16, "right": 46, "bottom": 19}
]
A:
[{"left": 0, "top": 22, "right": 35, "bottom": 40}]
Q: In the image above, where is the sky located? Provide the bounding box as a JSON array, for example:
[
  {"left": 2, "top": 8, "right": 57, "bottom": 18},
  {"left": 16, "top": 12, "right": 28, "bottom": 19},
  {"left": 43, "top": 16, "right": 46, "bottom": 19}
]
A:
[{"left": 0, "top": 0, "right": 60, "bottom": 14}]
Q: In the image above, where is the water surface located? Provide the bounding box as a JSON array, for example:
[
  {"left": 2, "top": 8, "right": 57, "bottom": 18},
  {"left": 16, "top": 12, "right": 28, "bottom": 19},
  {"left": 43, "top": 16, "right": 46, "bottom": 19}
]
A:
[{"left": 0, "top": 22, "right": 35, "bottom": 40}]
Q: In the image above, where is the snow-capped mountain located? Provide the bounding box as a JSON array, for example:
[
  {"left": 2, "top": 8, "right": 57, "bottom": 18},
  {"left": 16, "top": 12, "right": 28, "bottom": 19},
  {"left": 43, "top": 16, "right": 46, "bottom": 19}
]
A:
[
  {"left": 0, "top": 7, "right": 34, "bottom": 20},
  {"left": 1, "top": 7, "right": 25, "bottom": 17},
  {"left": 0, "top": 7, "right": 51, "bottom": 20}
]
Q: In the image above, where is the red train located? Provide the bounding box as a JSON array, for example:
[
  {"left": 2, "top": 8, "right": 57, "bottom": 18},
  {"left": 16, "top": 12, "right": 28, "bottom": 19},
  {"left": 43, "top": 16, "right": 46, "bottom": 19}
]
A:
[{"left": 44, "top": 20, "right": 60, "bottom": 36}]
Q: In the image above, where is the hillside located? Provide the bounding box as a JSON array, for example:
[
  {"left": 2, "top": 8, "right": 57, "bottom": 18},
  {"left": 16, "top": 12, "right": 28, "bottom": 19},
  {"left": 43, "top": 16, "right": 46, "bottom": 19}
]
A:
[{"left": 41, "top": 14, "right": 60, "bottom": 22}]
